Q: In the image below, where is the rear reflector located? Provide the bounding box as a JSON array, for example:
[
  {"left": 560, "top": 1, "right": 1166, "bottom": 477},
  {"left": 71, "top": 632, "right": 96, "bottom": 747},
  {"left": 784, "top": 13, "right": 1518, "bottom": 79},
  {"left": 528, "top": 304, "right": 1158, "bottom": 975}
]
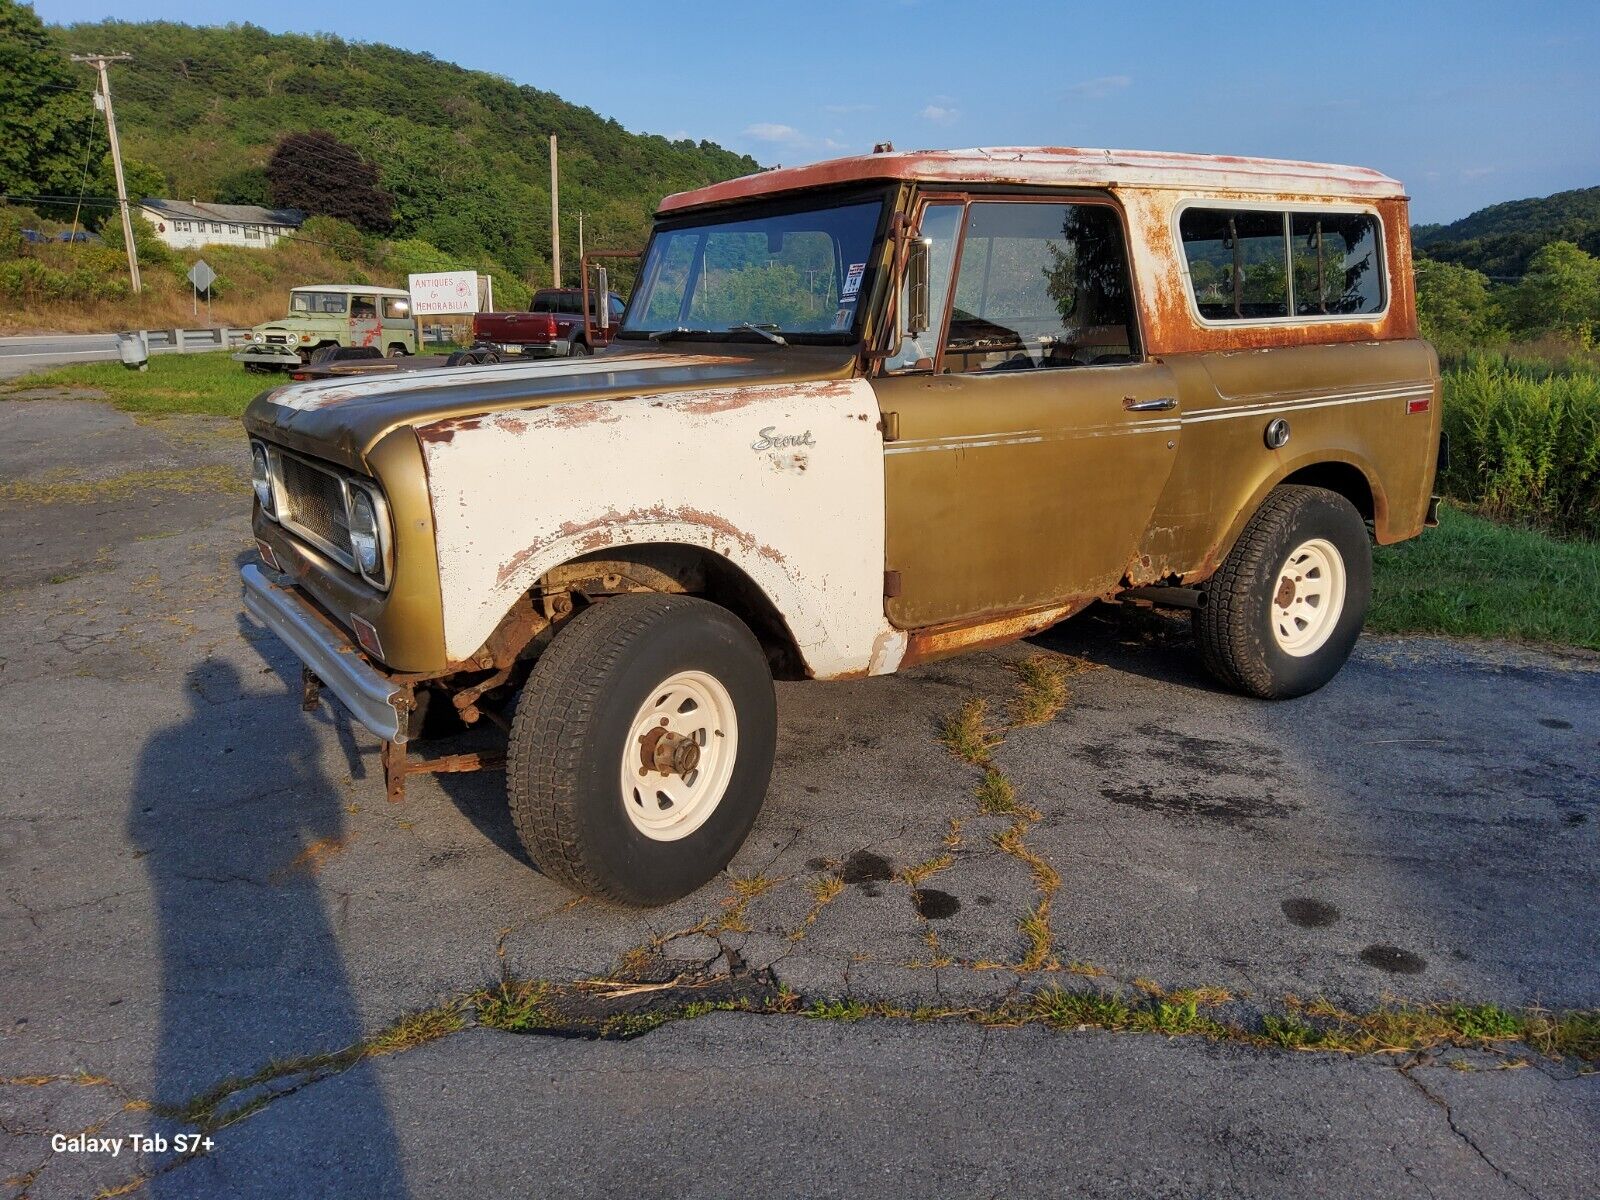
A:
[
  {"left": 1407, "top": 397, "right": 1431, "bottom": 414},
  {"left": 351, "top": 614, "right": 384, "bottom": 660}
]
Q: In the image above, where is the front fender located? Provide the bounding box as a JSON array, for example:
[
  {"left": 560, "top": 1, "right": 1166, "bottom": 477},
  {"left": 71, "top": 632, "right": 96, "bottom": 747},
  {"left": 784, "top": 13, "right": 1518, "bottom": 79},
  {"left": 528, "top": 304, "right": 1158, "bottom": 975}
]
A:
[{"left": 416, "top": 379, "right": 899, "bottom": 679}]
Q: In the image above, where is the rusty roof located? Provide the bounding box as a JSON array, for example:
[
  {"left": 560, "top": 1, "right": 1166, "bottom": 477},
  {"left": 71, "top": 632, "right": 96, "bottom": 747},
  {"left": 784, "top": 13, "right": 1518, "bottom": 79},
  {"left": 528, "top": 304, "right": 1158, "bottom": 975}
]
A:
[{"left": 659, "top": 146, "right": 1406, "bottom": 212}]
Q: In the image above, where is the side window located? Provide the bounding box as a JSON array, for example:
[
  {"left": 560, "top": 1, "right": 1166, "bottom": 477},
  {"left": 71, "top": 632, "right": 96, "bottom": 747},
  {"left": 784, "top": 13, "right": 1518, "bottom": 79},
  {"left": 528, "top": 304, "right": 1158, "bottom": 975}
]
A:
[
  {"left": 1179, "top": 209, "right": 1289, "bottom": 320},
  {"left": 350, "top": 295, "right": 378, "bottom": 319},
  {"left": 1291, "top": 213, "right": 1384, "bottom": 315},
  {"left": 382, "top": 296, "right": 410, "bottom": 320},
  {"left": 641, "top": 232, "right": 698, "bottom": 325},
  {"left": 941, "top": 202, "right": 1140, "bottom": 374},
  {"left": 884, "top": 203, "right": 962, "bottom": 373},
  {"left": 609, "top": 295, "right": 626, "bottom": 319}
]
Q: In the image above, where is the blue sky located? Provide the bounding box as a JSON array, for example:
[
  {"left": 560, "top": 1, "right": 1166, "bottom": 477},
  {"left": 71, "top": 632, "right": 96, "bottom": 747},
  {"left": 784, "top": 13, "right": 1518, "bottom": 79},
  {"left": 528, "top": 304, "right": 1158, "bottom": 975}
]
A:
[{"left": 35, "top": 0, "right": 1600, "bottom": 224}]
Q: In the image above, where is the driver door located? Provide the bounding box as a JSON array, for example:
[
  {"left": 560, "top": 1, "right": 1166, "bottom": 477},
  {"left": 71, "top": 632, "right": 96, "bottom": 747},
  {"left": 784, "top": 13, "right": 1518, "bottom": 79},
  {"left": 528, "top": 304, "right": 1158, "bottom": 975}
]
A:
[{"left": 876, "top": 197, "right": 1182, "bottom": 628}]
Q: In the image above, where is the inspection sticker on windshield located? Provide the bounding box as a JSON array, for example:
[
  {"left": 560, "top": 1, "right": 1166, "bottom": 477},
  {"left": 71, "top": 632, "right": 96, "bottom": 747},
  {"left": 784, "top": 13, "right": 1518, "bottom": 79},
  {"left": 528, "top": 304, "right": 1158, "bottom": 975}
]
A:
[{"left": 841, "top": 262, "right": 866, "bottom": 299}]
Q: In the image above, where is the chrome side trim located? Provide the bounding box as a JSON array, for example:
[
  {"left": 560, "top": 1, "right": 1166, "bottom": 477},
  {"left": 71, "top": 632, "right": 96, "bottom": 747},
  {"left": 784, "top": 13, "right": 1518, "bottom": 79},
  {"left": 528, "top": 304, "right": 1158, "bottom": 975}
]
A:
[{"left": 241, "top": 563, "right": 409, "bottom": 744}]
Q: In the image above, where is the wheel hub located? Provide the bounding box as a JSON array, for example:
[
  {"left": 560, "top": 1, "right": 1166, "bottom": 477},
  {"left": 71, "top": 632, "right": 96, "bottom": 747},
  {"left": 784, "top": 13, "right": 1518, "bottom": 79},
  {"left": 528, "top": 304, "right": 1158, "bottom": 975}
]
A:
[
  {"left": 1269, "top": 537, "right": 1347, "bottom": 658},
  {"left": 618, "top": 670, "right": 740, "bottom": 842},
  {"left": 639, "top": 723, "right": 702, "bottom": 777}
]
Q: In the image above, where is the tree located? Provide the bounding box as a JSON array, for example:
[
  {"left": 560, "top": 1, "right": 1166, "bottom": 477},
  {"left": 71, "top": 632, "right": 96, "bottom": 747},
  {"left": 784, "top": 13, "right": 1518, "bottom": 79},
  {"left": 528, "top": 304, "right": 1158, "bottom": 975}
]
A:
[
  {"left": 1413, "top": 258, "right": 1501, "bottom": 350},
  {"left": 266, "top": 130, "right": 394, "bottom": 233},
  {"left": 0, "top": 0, "right": 92, "bottom": 202},
  {"left": 1500, "top": 241, "right": 1600, "bottom": 346}
]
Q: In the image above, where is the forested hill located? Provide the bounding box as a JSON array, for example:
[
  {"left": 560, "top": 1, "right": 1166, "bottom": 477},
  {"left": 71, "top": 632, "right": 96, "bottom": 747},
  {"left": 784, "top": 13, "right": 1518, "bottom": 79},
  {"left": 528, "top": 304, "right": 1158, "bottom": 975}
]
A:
[
  {"left": 45, "top": 19, "right": 760, "bottom": 282},
  {"left": 1415, "top": 185, "right": 1600, "bottom": 279}
]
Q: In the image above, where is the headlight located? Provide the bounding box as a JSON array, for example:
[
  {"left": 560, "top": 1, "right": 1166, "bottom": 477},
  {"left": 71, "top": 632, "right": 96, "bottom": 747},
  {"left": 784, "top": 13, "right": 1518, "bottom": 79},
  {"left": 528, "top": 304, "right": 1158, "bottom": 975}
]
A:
[
  {"left": 348, "top": 486, "right": 383, "bottom": 580},
  {"left": 250, "top": 442, "right": 274, "bottom": 513},
  {"left": 252, "top": 331, "right": 264, "bottom": 343}
]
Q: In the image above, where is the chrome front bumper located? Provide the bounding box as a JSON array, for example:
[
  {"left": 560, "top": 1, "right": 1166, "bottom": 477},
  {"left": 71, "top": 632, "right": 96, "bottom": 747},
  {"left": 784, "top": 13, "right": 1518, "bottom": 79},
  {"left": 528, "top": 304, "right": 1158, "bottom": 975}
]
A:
[{"left": 240, "top": 563, "right": 410, "bottom": 743}]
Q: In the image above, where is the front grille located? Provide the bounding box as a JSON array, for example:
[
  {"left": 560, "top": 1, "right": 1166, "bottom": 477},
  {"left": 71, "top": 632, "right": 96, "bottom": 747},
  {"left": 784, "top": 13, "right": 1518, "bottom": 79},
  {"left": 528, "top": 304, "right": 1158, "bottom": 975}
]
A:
[
  {"left": 277, "top": 453, "right": 352, "bottom": 564},
  {"left": 266, "top": 334, "right": 289, "bottom": 344}
]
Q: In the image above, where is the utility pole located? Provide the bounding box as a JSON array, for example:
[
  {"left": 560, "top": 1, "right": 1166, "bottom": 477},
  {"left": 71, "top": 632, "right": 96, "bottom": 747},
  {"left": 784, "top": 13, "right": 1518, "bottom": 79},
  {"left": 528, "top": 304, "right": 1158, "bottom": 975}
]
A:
[
  {"left": 549, "top": 133, "right": 561, "bottom": 288},
  {"left": 578, "top": 210, "right": 584, "bottom": 264},
  {"left": 71, "top": 53, "right": 141, "bottom": 294}
]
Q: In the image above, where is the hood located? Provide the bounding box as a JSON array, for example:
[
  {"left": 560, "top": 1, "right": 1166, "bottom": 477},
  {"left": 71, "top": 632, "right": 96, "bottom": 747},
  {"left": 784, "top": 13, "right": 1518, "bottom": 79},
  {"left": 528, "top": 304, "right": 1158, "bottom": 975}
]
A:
[{"left": 242, "top": 344, "right": 856, "bottom": 471}]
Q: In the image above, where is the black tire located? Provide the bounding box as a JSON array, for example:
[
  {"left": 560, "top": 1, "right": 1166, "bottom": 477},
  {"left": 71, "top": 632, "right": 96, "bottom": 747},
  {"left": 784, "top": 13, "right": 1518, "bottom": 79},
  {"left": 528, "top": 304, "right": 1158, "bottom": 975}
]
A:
[
  {"left": 507, "top": 594, "right": 777, "bottom": 906},
  {"left": 385, "top": 342, "right": 408, "bottom": 358},
  {"left": 444, "top": 349, "right": 473, "bottom": 367},
  {"left": 568, "top": 338, "right": 590, "bottom": 357},
  {"left": 1193, "top": 485, "right": 1371, "bottom": 700}
]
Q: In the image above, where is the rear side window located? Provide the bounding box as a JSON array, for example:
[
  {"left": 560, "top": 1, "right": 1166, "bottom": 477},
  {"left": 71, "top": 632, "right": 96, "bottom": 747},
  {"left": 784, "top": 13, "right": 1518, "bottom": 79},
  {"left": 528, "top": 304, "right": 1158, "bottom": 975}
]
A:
[
  {"left": 1291, "top": 213, "right": 1385, "bottom": 315},
  {"left": 1178, "top": 207, "right": 1384, "bottom": 322}
]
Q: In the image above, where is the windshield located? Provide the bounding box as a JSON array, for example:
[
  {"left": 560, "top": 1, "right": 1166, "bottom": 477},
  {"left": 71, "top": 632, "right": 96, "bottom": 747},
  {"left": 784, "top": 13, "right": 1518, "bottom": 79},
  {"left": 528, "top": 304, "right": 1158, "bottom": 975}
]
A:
[
  {"left": 290, "top": 291, "right": 349, "bottom": 315},
  {"left": 619, "top": 197, "right": 886, "bottom": 342}
]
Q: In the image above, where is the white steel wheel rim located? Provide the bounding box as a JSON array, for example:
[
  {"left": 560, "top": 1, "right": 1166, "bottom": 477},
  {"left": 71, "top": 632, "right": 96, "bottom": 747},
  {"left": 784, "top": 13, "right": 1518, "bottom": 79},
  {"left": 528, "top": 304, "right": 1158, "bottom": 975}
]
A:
[
  {"left": 618, "top": 670, "right": 739, "bottom": 842},
  {"left": 1270, "top": 537, "right": 1347, "bottom": 657}
]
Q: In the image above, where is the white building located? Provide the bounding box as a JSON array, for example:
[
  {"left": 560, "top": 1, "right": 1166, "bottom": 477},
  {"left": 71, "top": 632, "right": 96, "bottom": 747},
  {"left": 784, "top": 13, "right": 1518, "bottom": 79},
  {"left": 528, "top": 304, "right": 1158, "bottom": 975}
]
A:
[{"left": 137, "top": 199, "right": 304, "bottom": 250}]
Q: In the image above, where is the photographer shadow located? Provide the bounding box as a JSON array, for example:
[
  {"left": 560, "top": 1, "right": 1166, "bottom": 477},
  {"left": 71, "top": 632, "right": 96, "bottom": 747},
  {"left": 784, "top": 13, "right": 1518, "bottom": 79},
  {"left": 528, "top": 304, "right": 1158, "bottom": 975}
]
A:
[{"left": 128, "top": 655, "right": 407, "bottom": 1195}]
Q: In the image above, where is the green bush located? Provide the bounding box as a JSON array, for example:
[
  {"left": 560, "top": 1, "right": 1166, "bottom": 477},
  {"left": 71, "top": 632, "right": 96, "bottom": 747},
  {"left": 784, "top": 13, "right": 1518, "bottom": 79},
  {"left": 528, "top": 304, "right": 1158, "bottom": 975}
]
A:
[{"left": 1441, "top": 361, "right": 1600, "bottom": 539}]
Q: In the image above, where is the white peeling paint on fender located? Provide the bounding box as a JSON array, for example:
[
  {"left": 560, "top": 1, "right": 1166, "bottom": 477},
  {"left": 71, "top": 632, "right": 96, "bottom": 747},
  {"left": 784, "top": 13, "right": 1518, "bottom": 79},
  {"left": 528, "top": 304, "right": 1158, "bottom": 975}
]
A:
[{"left": 418, "top": 379, "right": 906, "bottom": 679}]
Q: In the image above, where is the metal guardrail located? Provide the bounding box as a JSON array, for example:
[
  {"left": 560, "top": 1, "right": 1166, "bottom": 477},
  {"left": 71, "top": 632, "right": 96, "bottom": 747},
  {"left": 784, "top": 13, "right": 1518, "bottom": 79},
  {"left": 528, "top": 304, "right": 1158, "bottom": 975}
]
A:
[{"left": 143, "top": 327, "right": 253, "bottom": 352}]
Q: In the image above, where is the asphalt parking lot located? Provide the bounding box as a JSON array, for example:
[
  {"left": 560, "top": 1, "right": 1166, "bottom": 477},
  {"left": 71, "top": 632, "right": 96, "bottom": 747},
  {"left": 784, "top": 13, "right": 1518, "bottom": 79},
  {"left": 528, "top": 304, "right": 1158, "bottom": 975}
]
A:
[{"left": 2, "top": 394, "right": 1597, "bottom": 1199}]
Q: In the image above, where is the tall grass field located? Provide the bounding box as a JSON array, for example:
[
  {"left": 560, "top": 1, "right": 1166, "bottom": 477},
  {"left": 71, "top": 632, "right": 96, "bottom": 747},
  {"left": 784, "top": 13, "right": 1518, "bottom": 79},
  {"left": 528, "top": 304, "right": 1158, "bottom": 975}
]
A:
[{"left": 1440, "top": 360, "right": 1600, "bottom": 539}]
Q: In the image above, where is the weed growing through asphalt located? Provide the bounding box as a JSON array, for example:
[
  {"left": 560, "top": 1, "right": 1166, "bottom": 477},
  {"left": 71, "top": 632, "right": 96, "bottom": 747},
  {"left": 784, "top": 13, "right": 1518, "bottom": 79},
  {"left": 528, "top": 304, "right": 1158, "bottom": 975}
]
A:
[{"left": 939, "top": 698, "right": 1002, "bottom": 766}]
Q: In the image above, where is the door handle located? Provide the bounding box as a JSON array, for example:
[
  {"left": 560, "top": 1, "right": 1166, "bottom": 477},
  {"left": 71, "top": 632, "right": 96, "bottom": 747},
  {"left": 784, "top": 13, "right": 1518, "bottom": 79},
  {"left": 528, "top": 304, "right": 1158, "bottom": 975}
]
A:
[{"left": 1124, "top": 396, "right": 1177, "bottom": 412}]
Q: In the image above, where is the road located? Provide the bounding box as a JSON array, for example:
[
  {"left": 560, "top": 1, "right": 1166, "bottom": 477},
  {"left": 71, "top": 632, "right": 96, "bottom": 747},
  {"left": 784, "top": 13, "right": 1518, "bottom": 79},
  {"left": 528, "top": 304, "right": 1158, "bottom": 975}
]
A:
[
  {"left": 0, "top": 331, "right": 219, "bottom": 380},
  {"left": 0, "top": 392, "right": 1595, "bottom": 1199}
]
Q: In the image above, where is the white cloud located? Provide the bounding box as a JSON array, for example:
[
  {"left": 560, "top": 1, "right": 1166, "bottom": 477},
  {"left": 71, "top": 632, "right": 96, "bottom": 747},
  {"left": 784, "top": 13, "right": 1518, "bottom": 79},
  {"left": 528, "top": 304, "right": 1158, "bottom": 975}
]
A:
[
  {"left": 1065, "top": 74, "right": 1131, "bottom": 100},
  {"left": 743, "top": 122, "right": 807, "bottom": 143},
  {"left": 920, "top": 104, "right": 959, "bottom": 124}
]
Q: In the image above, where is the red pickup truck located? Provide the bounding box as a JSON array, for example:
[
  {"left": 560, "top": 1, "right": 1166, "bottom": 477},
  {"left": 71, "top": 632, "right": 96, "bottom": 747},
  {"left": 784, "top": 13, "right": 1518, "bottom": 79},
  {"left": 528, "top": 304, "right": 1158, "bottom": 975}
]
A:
[{"left": 471, "top": 288, "right": 626, "bottom": 358}]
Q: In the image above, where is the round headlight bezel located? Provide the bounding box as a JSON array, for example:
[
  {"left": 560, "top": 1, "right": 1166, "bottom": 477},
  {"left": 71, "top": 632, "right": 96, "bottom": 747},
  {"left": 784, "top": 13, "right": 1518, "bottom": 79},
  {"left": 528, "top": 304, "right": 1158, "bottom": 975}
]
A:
[
  {"left": 250, "top": 442, "right": 274, "bottom": 514},
  {"left": 347, "top": 485, "right": 384, "bottom": 582}
]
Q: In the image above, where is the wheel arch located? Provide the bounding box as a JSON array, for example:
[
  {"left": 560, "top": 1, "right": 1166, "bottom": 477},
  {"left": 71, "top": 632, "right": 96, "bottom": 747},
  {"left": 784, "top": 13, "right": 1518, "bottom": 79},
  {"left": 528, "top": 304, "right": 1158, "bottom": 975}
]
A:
[
  {"left": 537, "top": 541, "right": 809, "bottom": 680},
  {"left": 1188, "top": 450, "right": 1388, "bottom": 585}
]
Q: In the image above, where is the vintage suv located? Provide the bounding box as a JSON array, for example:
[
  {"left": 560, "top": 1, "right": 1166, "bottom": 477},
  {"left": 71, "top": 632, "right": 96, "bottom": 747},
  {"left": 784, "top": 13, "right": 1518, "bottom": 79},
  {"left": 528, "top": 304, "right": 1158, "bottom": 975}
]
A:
[
  {"left": 235, "top": 284, "right": 418, "bottom": 370},
  {"left": 241, "top": 146, "right": 1441, "bottom": 905}
]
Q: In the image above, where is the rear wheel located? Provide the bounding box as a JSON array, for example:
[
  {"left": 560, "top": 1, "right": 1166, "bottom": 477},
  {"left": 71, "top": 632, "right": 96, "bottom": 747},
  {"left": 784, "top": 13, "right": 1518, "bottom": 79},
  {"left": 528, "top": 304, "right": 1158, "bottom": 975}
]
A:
[
  {"left": 385, "top": 342, "right": 408, "bottom": 358},
  {"left": 568, "top": 338, "right": 591, "bottom": 357},
  {"left": 1193, "top": 485, "right": 1371, "bottom": 699},
  {"left": 507, "top": 594, "right": 776, "bottom": 906}
]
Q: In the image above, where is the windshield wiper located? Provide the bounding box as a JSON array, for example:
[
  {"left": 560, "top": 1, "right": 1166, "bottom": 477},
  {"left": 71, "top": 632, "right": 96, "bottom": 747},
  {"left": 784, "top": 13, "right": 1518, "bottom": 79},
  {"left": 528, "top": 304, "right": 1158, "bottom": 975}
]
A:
[
  {"left": 726, "top": 322, "right": 788, "bottom": 346},
  {"left": 649, "top": 327, "right": 711, "bottom": 343}
]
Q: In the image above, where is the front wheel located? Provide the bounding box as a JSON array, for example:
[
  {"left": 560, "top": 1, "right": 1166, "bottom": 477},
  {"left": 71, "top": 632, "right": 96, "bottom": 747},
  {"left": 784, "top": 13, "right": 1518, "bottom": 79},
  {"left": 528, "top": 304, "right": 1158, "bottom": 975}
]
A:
[
  {"left": 507, "top": 594, "right": 777, "bottom": 906},
  {"left": 1193, "top": 485, "right": 1371, "bottom": 699}
]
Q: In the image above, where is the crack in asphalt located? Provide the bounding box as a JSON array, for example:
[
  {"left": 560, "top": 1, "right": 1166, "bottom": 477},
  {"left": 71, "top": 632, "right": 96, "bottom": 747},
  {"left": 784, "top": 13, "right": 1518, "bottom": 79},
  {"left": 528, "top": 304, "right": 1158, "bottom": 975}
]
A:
[{"left": 1398, "top": 1064, "right": 1537, "bottom": 1199}]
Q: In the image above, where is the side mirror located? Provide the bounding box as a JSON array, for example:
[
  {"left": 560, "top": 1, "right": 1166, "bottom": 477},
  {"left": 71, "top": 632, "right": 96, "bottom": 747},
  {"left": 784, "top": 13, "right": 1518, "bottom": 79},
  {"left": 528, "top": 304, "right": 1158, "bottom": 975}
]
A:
[
  {"left": 904, "top": 237, "right": 932, "bottom": 337},
  {"left": 594, "top": 266, "right": 611, "bottom": 329}
]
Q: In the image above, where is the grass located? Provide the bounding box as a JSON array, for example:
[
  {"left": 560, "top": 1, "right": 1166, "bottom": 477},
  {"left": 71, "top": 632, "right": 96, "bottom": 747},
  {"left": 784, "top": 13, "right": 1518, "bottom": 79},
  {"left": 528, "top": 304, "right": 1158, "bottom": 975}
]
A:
[
  {"left": 938, "top": 698, "right": 1002, "bottom": 766},
  {"left": 0, "top": 464, "right": 242, "bottom": 506},
  {"left": 1372, "top": 503, "right": 1600, "bottom": 650},
  {"left": 5, "top": 351, "right": 270, "bottom": 417},
  {"left": 1440, "top": 360, "right": 1600, "bottom": 540},
  {"left": 1007, "top": 653, "right": 1090, "bottom": 725}
]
